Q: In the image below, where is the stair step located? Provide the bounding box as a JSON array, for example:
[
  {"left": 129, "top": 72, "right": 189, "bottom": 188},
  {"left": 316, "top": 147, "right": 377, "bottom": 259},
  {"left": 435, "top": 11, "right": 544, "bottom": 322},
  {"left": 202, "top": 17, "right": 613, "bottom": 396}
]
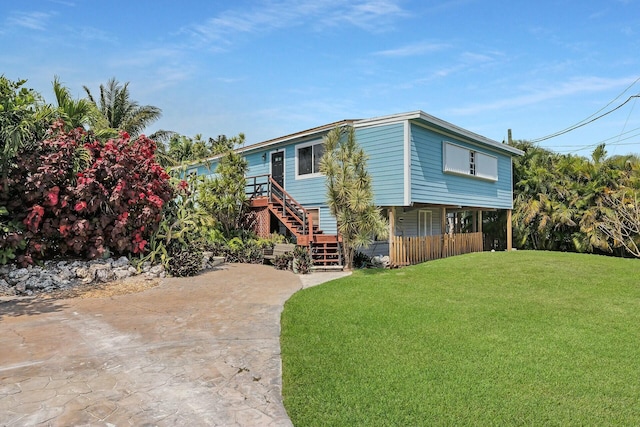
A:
[{"left": 311, "top": 265, "right": 344, "bottom": 271}]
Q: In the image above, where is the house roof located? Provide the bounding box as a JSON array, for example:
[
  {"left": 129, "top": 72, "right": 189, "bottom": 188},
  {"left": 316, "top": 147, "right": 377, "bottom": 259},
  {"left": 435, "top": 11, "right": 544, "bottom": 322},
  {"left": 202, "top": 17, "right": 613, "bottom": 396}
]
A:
[
  {"left": 353, "top": 110, "right": 524, "bottom": 156},
  {"left": 237, "top": 119, "right": 356, "bottom": 154},
  {"left": 188, "top": 110, "right": 522, "bottom": 167}
]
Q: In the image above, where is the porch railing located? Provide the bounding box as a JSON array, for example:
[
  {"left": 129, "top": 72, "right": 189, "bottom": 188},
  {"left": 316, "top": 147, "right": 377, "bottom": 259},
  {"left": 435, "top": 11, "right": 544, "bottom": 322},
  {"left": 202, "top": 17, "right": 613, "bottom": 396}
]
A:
[
  {"left": 390, "top": 232, "right": 484, "bottom": 266},
  {"left": 245, "top": 174, "right": 313, "bottom": 239}
]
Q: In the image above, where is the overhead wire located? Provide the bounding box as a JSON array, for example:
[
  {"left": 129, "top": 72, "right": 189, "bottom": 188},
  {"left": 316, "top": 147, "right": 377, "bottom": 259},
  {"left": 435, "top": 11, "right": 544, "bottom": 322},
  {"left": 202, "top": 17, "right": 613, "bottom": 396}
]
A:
[
  {"left": 545, "top": 126, "right": 640, "bottom": 148},
  {"left": 611, "top": 95, "right": 637, "bottom": 155},
  {"left": 530, "top": 93, "right": 639, "bottom": 143},
  {"left": 528, "top": 75, "right": 640, "bottom": 144}
]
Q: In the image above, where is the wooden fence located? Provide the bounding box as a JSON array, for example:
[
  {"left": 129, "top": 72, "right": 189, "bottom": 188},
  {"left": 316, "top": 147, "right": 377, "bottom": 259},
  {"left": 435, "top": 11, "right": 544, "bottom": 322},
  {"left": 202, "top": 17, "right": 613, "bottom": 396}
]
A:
[{"left": 390, "top": 232, "right": 484, "bottom": 266}]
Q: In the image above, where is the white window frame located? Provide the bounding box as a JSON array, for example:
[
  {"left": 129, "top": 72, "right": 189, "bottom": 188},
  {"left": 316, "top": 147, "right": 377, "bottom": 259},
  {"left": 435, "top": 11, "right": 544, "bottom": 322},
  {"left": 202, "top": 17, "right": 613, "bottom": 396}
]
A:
[
  {"left": 475, "top": 151, "right": 498, "bottom": 181},
  {"left": 295, "top": 139, "right": 324, "bottom": 180},
  {"left": 443, "top": 141, "right": 498, "bottom": 182},
  {"left": 418, "top": 210, "right": 433, "bottom": 236}
]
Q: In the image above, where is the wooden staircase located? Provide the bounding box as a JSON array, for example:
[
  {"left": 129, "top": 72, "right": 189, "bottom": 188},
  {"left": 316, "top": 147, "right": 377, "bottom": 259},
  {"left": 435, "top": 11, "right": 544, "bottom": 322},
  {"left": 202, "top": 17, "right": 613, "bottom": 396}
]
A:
[
  {"left": 247, "top": 175, "right": 343, "bottom": 268},
  {"left": 310, "top": 235, "right": 343, "bottom": 270}
]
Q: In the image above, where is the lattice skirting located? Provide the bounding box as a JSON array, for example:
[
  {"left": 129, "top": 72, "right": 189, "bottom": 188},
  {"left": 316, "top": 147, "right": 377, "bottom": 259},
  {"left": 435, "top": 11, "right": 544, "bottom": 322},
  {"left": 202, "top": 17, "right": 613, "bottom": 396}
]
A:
[{"left": 251, "top": 208, "right": 270, "bottom": 238}]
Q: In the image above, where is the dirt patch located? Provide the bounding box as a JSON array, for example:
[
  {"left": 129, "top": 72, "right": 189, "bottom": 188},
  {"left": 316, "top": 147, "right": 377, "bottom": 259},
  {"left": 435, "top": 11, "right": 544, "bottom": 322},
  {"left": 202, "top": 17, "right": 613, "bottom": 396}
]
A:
[{"left": 40, "top": 276, "right": 161, "bottom": 300}]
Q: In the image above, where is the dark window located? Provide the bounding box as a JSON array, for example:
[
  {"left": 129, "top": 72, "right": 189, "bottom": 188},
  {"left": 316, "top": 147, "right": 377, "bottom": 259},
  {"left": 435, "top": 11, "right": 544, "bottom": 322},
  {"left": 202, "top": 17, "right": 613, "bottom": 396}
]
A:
[
  {"left": 298, "top": 146, "right": 312, "bottom": 175},
  {"left": 297, "top": 142, "right": 324, "bottom": 176},
  {"left": 313, "top": 143, "right": 324, "bottom": 174}
]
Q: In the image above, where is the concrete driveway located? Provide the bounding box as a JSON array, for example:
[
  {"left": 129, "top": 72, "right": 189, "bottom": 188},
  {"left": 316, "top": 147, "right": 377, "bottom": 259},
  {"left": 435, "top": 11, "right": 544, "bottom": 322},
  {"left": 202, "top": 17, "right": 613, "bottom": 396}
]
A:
[{"left": 0, "top": 264, "right": 349, "bottom": 426}]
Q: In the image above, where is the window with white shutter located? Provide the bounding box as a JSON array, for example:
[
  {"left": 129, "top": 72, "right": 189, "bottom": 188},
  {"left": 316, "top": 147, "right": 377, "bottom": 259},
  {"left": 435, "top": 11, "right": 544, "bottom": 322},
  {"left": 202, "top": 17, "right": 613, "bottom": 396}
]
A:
[{"left": 443, "top": 142, "right": 497, "bottom": 181}]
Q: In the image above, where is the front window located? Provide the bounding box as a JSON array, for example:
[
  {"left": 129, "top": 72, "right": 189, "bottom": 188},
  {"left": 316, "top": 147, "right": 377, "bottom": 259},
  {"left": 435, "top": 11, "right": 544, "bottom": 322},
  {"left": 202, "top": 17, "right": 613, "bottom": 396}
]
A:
[
  {"left": 443, "top": 142, "right": 497, "bottom": 181},
  {"left": 296, "top": 141, "right": 324, "bottom": 178},
  {"left": 419, "top": 210, "right": 433, "bottom": 236}
]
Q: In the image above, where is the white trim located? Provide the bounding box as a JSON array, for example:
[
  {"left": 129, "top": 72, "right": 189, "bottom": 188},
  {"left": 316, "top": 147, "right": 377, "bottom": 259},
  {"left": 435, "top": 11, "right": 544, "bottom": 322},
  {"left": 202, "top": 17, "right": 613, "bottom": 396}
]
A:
[
  {"left": 509, "top": 157, "right": 514, "bottom": 209},
  {"left": 183, "top": 111, "right": 522, "bottom": 170},
  {"left": 410, "top": 118, "right": 523, "bottom": 156},
  {"left": 269, "top": 149, "right": 286, "bottom": 187},
  {"left": 475, "top": 151, "right": 498, "bottom": 181},
  {"left": 418, "top": 210, "right": 433, "bottom": 236},
  {"left": 404, "top": 120, "right": 411, "bottom": 206},
  {"left": 294, "top": 138, "right": 324, "bottom": 180},
  {"left": 354, "top": 111, "right": 523, "bottom": 156},
  {"left": 443, "top": 141, "right": 498, "bottom": 182}
]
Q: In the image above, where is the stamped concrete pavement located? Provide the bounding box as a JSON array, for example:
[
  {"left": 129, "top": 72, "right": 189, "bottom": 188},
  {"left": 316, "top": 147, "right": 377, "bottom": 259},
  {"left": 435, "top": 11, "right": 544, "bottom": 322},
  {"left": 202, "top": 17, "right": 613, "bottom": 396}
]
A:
[{"left": 0, "top": 264, "right": 350, "bottom": 426}]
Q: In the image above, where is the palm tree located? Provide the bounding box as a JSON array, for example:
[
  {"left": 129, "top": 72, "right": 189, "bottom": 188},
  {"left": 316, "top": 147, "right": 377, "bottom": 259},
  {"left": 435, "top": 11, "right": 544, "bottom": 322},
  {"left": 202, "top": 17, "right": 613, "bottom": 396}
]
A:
[
  {"left": 319, "top": 126, "right": 388, "bottom": 269},
  {"left": 83, "top": 77, "right": 161, "bottom": 138},
  {"left": 52, "top": 76, "right": 99, "bottom": 130}
]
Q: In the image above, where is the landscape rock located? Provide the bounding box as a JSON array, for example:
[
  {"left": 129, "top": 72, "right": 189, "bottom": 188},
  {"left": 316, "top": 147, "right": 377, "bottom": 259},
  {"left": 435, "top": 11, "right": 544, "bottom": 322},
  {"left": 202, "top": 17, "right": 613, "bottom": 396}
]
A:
[
  {"left": 15, "top": 281, "right": 26, "bottom": 293},
  {"left": 112, "top": 256, "right": 130, "bottom": 268},
  {"left": 8, "top": 268, "right": 29, "bottom": 282},
  {"left": 0, "top": 253, "right": 206, "bottom": 297},
  {"left": 371, "top": 255, "right": 391, "bottom": 268},
  {"left": 95, "top": 268, "right": 115, "bottom": 283},
  {"left": 114, "top": 269, "right": 132, "bottom": 280},
  {"left": 0, "top": 257, "right": 155, "bottom": 296},
  {"left": 0, "top": 278, "right": 15, "bottom": 296}
]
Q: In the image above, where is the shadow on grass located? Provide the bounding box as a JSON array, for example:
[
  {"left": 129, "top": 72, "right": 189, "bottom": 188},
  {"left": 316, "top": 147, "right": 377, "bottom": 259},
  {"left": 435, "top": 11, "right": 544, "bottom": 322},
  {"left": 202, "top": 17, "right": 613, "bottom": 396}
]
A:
[
  {"left": 353, "top": 268, "right": 387, "bottom": 276},
  {"left": 0, "top": 297, "right": 68, "bottom": 320}
]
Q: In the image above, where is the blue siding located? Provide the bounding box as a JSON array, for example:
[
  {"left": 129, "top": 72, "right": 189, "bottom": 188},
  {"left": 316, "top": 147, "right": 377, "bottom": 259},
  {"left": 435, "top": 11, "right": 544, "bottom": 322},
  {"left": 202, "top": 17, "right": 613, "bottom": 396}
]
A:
[
  {"left": 190, "top": 116, "right": 517, "bottom": 237},
  {"left": 280, "top": 139, "right": 326, "bottom": 205},
  {"left": 410, "top": 124, "right": 513, "bottom": 209},
  {"left": 355, "top": 124, "right": 405, "bottom": 206},
  {"left": 395, "top": 207, "right": 443, "bottom": 237},
  {"left": 245, "top": 151, "right": 270, "bottom": 177},
  {"left": 243, "top": 141, "right": 339, "bottom": 234}
]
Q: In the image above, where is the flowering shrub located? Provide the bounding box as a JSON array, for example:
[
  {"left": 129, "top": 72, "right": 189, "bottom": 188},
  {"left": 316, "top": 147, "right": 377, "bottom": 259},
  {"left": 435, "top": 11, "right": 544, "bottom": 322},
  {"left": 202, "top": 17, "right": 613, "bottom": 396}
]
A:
[{"left": 0, "top": 120, "right": 173, "bottom": 264}]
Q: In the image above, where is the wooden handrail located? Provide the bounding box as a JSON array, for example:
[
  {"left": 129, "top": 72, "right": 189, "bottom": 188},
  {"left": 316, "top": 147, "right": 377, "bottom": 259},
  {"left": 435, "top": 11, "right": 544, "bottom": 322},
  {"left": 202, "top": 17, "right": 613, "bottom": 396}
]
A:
[{"left": 245, "top": 174, "right": 313, "bottom": 241}]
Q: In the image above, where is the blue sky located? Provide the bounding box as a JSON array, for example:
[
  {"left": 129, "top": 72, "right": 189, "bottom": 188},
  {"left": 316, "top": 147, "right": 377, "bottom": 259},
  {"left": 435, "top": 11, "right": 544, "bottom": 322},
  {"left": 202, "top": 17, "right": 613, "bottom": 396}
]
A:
[{"left": 1, "top": 0, "right": 639, "bottom": 157}]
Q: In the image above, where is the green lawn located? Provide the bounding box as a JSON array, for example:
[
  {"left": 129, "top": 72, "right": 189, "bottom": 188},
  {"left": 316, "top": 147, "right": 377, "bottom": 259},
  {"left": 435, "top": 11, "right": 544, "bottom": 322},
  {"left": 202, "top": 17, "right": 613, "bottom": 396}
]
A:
[{"left": 281, "top": 251, "right": 640, "bottom": 426}]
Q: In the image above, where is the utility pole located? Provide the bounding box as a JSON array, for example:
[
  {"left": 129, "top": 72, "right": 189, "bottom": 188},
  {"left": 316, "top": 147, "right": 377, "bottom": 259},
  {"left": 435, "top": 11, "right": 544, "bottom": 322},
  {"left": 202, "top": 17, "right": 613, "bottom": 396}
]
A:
[{"left": 507, "top": 129, "right": 513, "bottom": 145}]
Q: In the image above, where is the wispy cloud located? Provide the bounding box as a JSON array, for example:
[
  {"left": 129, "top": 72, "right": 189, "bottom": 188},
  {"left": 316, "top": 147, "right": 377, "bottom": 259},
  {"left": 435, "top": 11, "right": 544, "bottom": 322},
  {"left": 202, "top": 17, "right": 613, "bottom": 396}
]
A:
[
  {"left": 109, "top": 47, "right": 185, "bottom": 68},
  {"left": 47, "top": 0, "right": 75, "bottom": 6},
  {"left": 448, "top": 76, "right": 637, "bottom": 116},
  {"left": 181, "top": 0, "right": 407, "bottom": 47},
  {"left": 373, "top": 41, "right": 450, "bottom": 57},
  {"left": 6, "top": 11, "right": 55, "bottom": 31},
  {"left": 395, "top": 49, "right": 503, "bottom": 89},
  {"left": 335, "top": 0, "right": 408, "bottom": 31}
]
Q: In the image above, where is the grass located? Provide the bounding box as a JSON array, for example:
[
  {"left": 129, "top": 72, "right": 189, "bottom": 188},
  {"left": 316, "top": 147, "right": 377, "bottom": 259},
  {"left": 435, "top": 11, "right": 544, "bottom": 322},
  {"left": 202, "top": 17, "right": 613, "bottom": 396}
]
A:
[{"left": 281, "top": 251, "right": 640, "bottom": 426}]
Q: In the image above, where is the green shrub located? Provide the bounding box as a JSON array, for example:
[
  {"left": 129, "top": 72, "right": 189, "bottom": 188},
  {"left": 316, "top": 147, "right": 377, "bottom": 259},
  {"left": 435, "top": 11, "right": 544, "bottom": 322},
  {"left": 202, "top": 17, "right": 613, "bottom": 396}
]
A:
[
  {"left": 353, "top": 251, "right": 372, "bottom": 269},
  {"left": 274, "top": 252, "right": 294, "bottom": 270},
  {"left": 293, "top": 245, "right": 312, "bottom": 274},
  {"left": 166, "top": 247, "right": 203, "bottom": 277}
]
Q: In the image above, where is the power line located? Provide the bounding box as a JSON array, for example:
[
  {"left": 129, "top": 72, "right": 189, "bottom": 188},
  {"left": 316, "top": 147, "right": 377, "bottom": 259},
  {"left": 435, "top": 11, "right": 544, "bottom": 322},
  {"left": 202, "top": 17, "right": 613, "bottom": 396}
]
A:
[
  {"left": 611, "top": 95, "right": 638, "bottom": 155},
  {"left": 529, "top": 94, "right": 640, "bottom": 143},
  {"left": 528, "top": 75, "right": 640, "bottom": 143},
  {"left": 540, "top": 126, "right": 640, "bottom": 148},
  {"left": 552, "top": 130, "right": 640, "bottom": 154}
]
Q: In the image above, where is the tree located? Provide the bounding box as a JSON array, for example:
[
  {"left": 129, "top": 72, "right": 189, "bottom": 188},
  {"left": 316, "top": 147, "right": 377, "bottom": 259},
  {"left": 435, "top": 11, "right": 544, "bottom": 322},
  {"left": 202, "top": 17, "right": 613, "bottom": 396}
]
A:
[
  {"left": 51, "top": 76, "right": 101, "bottom": 131},
  {"left": 0, "top": 76, "right": 52, "bottom": 174},
  {"left": 209, "top": 134, "right": 235, "bottom": 155},
  {"left": 510, "top": 139, "right": 640, "bottom": 255},
  {"left": 320, "top": 126, "right": 388, "bottom": 269},
  {"left": 83, "top": 77, "right": 162, "bottom": 138},
  {"left": 198, "top": 136, "right": 249, "bottom": 238},
  {"left": 598, "top": 189, "right": 640, "bottom": 258}
]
